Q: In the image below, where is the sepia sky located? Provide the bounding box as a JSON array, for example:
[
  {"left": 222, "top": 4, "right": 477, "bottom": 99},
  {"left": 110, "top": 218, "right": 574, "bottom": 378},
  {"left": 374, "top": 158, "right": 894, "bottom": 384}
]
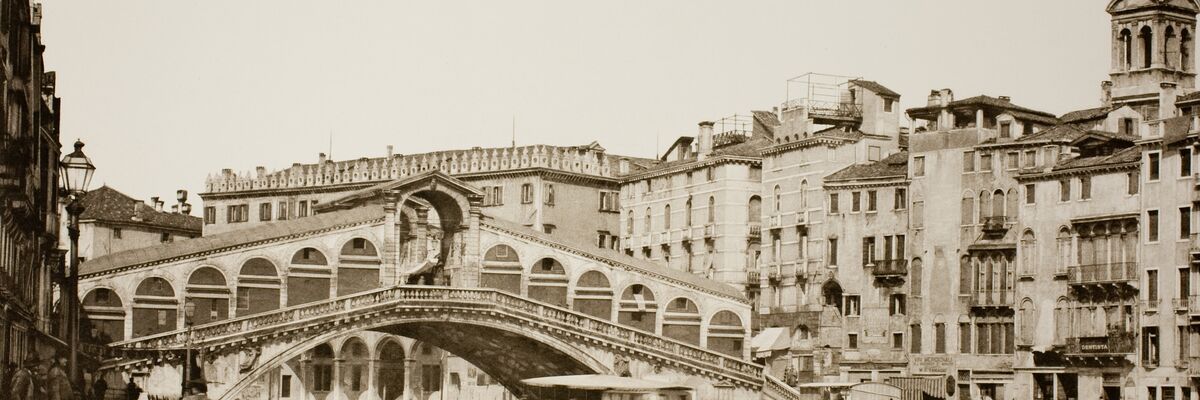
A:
[{"left": 39, "top": 1, "right": 1113, "bottom": 206}]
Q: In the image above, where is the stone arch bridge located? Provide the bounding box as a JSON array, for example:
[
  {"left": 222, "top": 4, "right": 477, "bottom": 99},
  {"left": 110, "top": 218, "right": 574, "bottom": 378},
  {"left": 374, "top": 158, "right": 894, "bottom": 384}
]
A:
[{"left": 80, "top": 171, "right": 794, "bottom": 399}]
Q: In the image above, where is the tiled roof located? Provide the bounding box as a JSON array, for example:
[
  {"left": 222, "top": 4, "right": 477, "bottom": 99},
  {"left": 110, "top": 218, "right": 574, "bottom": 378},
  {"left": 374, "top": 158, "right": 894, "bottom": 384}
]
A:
[
  {"left": 79, "top": 205, "right": 385, "bottom": 277},
  {"left": 628, "top": 136, "right": 773, "bottom": 178},
  {"left": 1059, "top": 106, "right": 1114, "bottom": 123},
  {"left": 1050, "top": 146, "right": 1141, "bottom": 172},
  {"left": 849, "top": 79, "right": 900, "bottom": 98},
  {"left": 481, "top": 214, "right": 747, "bottom": 301},
  {"left": 752, "top": 110, "right": 781, "bottom": 127},
  {"left": 1016, "top": 125, "right": 1089, "bottom": 143},
  {"left": 908, "top": 95, "right": 1058, "bottom": 125},
  {"left": 1178, "top": 91, "right": 1200, "bottom": 104},
  {"left": 1163, "top": 115, "right": 1195, "bottom": 145},
  {"left": 78, "top": 186, "right": 202, "bottom": 233},
  {"left": 824, "top": 151, "right": 908, "bottom": 182}
]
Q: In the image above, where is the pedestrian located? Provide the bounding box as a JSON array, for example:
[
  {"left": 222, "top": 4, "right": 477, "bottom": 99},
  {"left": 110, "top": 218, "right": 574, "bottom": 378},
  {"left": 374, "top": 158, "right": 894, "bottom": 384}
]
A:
[
  {"left": 48, "top": 357, "right": 72, "bottom": 400},
  {"left": 92, "top": 374, "right": 108, "bottom": 400},
  {"left": 10, "top": 355, "right": 36, "bottom": 400},
  {"left": 124, "top": 377, "right": 141, "bottom": 400}
]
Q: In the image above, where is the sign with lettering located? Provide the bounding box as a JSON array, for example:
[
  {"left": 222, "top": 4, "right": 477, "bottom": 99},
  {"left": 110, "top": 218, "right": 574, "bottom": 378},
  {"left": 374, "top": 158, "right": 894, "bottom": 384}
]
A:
[{"left": 911, "top": 355, "right": 955, "bottom": 374}]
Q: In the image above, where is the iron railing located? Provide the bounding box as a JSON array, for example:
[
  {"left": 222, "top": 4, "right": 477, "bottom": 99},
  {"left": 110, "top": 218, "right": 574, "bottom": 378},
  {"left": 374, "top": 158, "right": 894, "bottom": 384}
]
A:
[
  {"left": 1067, "top": 262, "right": 1138, "bottom": 285},
  {"left": 871, "top": 259, "right": 908, "bottom": 277}
]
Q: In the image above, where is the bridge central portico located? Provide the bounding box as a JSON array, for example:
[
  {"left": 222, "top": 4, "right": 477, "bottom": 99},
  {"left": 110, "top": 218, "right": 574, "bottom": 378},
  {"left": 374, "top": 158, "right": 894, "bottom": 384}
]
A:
[{"left": 81, "top": 171, "right": 778, "bottom": 400}]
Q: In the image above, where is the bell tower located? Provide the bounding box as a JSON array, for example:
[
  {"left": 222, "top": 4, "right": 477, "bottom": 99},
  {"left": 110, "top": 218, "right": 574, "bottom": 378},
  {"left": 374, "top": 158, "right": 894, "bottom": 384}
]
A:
[{"left": 1107, "top": 0, "right": 1199, "bottom": 111}]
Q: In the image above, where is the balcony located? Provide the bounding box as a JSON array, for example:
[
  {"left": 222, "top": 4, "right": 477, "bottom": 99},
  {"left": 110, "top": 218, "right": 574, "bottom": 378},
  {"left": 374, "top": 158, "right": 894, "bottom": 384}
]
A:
[
  {"left": 768, "top": 214, "right": 783, "bottom": 229},
  {"left": 981, "top": 216, "right": 1011, "bottom": 236},
  {"left": 651, "top": 232, "right": 665, "bottom": 246},
  {"left": 871, "top": 259, "right": 907, "bottom": 282},
  {"left": 703, "top": 223, "right": 715, "bottom": 238},
  {"left": 768, "top": 265, "right": 781, "bottom": 282},
  {"left": 795, "top": 211, "right": 808, "bottom": 226},
  {"left": 1067, "top": 262, "right": 1138, "bottom": 292},
  {"left": 748, "top": 222, "right": 762, "bottom": 243},
  {"left": 1190, "top": 295, "right": 1200, "bottom": 319},
  {"left": 1064, "top": 332, "right": 1136, "bottom": 360},
  {"left": 1190, "top": 233, "right": 1200, "bottom": 255},
  {"left": 746, "top": 270, "right": 761, "bottom": 284},
  {"left": 969, "top": 290, "right": 1014, "bottom": 309},
  {"left": 680, "top": 228, "right": 692, "bottom": 242},
  {"left": 1174, "top": 297, "right": 1189, "bottom": 313}
]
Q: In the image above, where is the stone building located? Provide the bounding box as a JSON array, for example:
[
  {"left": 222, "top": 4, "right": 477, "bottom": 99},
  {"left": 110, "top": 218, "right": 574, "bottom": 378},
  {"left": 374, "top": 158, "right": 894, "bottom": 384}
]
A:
[
  {"left": 59, "top": 185, "right": 201, "bottom": 263},
  {"left": 0, "top": 0, "right": 69, "bottom": 373}
]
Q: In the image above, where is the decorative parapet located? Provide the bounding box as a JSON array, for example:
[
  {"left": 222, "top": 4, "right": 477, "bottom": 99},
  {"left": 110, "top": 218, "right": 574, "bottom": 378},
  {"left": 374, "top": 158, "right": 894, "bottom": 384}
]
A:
[{"left": 204, "top": 144, "right": 616, "bottom": 194}]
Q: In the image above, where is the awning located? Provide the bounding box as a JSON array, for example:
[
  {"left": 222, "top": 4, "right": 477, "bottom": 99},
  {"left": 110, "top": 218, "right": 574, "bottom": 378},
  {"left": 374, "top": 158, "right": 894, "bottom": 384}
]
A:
[
  {"left": 751, "top": 327, "right": 791, "bottom": 358},
  {"left": 887, "top": 376, "right": 953, "bottom": 400},
  {"left": 520, "top": 375, "right": 692, "bottom": 392}
]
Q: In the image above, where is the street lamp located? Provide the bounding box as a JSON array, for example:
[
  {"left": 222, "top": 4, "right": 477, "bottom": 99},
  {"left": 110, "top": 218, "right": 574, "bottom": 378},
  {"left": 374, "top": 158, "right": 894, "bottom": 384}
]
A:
[
  {"left": 183, "top": 300, "right": 196, "bottom": 395},
  {"left": 60, "top": 139, "right": 95, "bottom": 390}
]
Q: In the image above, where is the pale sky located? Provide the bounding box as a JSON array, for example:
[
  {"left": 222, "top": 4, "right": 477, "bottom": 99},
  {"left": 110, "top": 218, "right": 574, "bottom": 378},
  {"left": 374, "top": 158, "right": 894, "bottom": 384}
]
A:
[{"left": 39, "top": 1, "right": 1114, "bottom": 207}]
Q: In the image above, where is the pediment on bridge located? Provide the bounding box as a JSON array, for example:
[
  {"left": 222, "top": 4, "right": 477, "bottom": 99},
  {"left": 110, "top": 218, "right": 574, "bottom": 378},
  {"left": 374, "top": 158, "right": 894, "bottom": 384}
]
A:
[{"left": 317, "top": 170, "right": 485, "bottom": 212}]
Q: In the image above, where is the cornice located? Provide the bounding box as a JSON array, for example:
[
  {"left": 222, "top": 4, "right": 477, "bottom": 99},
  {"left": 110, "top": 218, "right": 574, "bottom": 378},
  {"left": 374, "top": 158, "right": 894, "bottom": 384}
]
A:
[
  {"left": 1015, "top": 161, "right": 1139, "bottom": 182},
  {"left": 620, "top": 156, "right": 761, "bottom": 183},
  {"left": 760, "top": 136, "right": 856, "bottom": 157}
]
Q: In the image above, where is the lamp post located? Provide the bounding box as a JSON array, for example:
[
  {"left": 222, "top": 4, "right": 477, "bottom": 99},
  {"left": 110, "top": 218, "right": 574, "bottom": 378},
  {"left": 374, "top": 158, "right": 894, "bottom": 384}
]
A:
[
  {"left": 60, "top": 139, "right": 95, "bottom": 390},
  {"left": 183, "top": 300, "right": 195, "bottom": 395}
]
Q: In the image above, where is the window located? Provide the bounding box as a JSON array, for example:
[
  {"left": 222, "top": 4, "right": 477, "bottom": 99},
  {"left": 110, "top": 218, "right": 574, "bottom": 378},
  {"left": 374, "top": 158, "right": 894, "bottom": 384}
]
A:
[
  {"left": 844, "top": 295, "right": 861, "bottom": 316},
  {"left": 893, "top": 332, "right": 904, "bottom": 349},
  {"left": 158, "top": 310, "right": 168, "bottom": 326},
  {"left": 277, "top": 201, "right": 288, "bottom": 220},
  {"left": 773, "top": 185, "right": 782, "bottom": 212},
  {"left": 913, "top": 156, "right": 926, "bottom": 177},
  {"left": 707, "top": 196, "right": 715, "bottom": 223},
  {"left": 884, "top": 98, "right": 894, "bottom": 112},
  {"left": 160, "top": 232, "right": 171, "bottom": 243},
  {"left": 963, "top": 151, "right": 975, "bottom": 172},
  {"left": 829, "top": 239, "right": 838, "bottom": 266},
  {"left": 1129, "top": 171, "right": 1140, "bottom": 195},
  {"left": 894, "top": 188, "right": 907, "bottom": 210},
  {"left": 685, "top": 197, "right": 693, "bottom": 226},
  {"left": 1149, "top": 269, "right": 1160, "bottom": 303},
  {"left": 847, "top": 333, "right": 859, "bottom": 349},
  {"left": 599, "top": 191, "right": 620, "bottom": 212},
  {"left": 663, "top": 204, "right": 671, "bottom": 230},
  {"left": 829, "top": 193, "right": 840, "bottom": 214},
  {"left": 1120, "top": 117, "right": 1135, "bottom": 135},
  {"left": 1149, "top": 152, "right": 1161, "bottom": 181},
  {"left": 1183, "top": 207, "right": 1193, "bottom": 240},
  {"left": 1023, "top": 150, "right": 1036, "bottom": 168},
  {"left": 911, "top": 324, "right": 922, "bottom": 353},
  {"left": 868, "top": 146, "right": 881, "bottom": 161},
  {"left": 912, "top": 200, "right": 925, "bottom": 228},
  {"left": 353, "top": 238, "right": 366, "bottom": 249},
  {"left": 890, "top": 294, "right": 906, "bottom": 316},
  {"left": 298, "top": 201, "right": 309, "bottom": 218},
  {"left": 281, "top": 375, "right": 292, "bottom": 398},
  {"left": 113, "top": 228, "right": 122, "bottom": 239},
  {"left": 1144, "top": 326, "right": 1160, "bottom": 366},
  {"left": 959, "top": 322, "right": 972, "bottom": 354},
  {"left": 705, "top": 166, "right": 714, "bottom": 181},
  {"left": 521, "top": 184, "right": 533, "bottom": 204},
  {"left": 999, "top": 121, "right": 1012, "bottom": 139},
  {"left": 852, "top": 192, "right": 861, "bottom": 212},
  {"left": 544, "top": 183, "right": 555, "bottom": 205},
  {"left": 259, "top": 203, "right": 272, "bottom": 221},
  {"left": 1080, "top": 176, "right": 1091, "bottom": 200},
  {"left": 867, "top": 190, "right": 877, "bottom": 212},
  {"left": 1006, "top": 152, "right": 1019, "bottom": 170},
  {"left": 626, "top": 212, "right": 634, "bottom": 235},
  {"left": 203, "top": 207, "right": 215, "bottom": 224},
  {"left": 227, "top": 204, "right": 249, "bottom": 223},
  {"left": 1059, "top": 180, "right": 1071, "bottom": 202},
  {"left": 484, "top": 186, "right": 504, "bottom": 206},
  {"left": 1024, "top": 184, "right": 1035, "bottom": 204},
  {"left": 935, "top": 323, "right": 946, "bottom": 353},
  {"left": 981, "top": 153, "right": 993, "bottom": 172},
  {"left": 862, "top": 237, "right": 876, "bottom": 266},
  {"left": 1149, "top": 210, "right": 1160, "bottom": 242},
  {"left": 644, "top": 207, "right": 651, "bottom": 233},
  {"left": 1184, "top": 148, "right": 1194, "bottom": 177},
  {"left": 314, "top": 365, "right": 333, "bottom": 392}
]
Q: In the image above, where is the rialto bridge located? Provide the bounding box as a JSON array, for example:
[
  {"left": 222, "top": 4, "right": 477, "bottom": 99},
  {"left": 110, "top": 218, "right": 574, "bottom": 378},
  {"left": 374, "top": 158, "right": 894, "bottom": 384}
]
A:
[{"left": 79, "top": 171, "right": 796, "bottom": 400}]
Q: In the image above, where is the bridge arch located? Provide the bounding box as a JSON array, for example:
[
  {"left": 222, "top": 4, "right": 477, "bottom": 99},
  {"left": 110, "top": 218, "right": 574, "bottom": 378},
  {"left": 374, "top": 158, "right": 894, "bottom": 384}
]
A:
[
  {"left": 224, "top": 316, "right": 609, "bottom": 400},
  {"left": 132, "top": 276, "right": 178, "bottom": 338},
  {"left": 376, "top": 337, "right": 407, "bottom": 400},
  {"left": 617, "top": 283, "right": 659, "bottom": 333},
  {"left": 528, "top": 257, "right": 568, "bottom": 307},
  {"left": 706, "top": 310, "right": 747, "bottom": 357},
  {"left": 481, "top": 243, "right": 522, "bottom": 294},
  {"left": 185, "top": 266, "right": 231, "bottom": 325},
  {"left": 570, "top": 269, "right": 614, "bottom": 320},
  {"left": 288, "top": 247, "right": 332, "bottom": 306},
  {"left": 663, "top": 296, "right": 702, "bottom": 345},
  {"left": 82, "top": 286, "right": 125, "bottom": 343},
  {"left": 236, "top": 257, "right": 282, "bottom": 316},
  {"left": 336, "top": 236, "right": 383, "bottom": 296}
]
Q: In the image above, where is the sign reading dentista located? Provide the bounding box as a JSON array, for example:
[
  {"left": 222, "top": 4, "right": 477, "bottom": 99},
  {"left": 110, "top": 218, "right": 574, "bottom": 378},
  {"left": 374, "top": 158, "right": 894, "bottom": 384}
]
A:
[{"left": 911, "top": 355, "right": 954, "bottom": 374}]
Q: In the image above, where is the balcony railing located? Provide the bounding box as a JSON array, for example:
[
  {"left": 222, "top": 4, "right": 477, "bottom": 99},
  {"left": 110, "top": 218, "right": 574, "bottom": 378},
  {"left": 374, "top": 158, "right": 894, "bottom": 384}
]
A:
[
  {"left": 1067, "top": 262, "right": 1138, "bottom": 285},
  {"left": 871, "top": 259, "right": 908, "bottom": 278},
  {"left": 747, "top": 270, "right": 761, "bottom": 283},
  {"left": 703, "top": 223, "right": 715, "bottom": 237},
  {"left": 1190, "top": 295, "right": 1200, "bottom": 316},
  {"left": 1174, "top": 297, "right": 1189, "bottom": 312},
  {"left": 970, "top": 290, "right": 1014, "bottom": 307},
  {"left": 981, "top": 216, "right": 1010, "bottom": 235},
  {"left": 749, "top": 222, "right": 762, "bottom": 243},
  {"left": 1065, "top": 332, "right": 1136, "bottom": 355}
]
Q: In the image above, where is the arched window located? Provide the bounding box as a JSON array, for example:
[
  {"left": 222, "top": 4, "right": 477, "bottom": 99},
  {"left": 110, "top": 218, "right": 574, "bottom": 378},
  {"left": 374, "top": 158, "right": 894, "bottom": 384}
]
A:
[
  {"left": 339, "top": 238, "right": 382, "bottom": 296},
  {"left": 822, "top": 281, "right": 844, "bottom": 314},
  {"left": 83, "top": 288, "right": 125, "bottom": 343},
  {"left": 644, "top": 207, "right": 652, "bottom": 233},
  {"left": 618, "top": 284, "right": 658, "bottom": 333},
  {"left": 960, "top": 255, "right": 973, "bottom": 295},
  {"left": 572, "top": 270, "right": 613, "bottom": 320},
  {"left": 992, "top": 189, "right": 1006, "bottom": 218},
  {"left": 377, "top": 340, "right": 406, "bottom": 398},
  {"left": 482, "top": 244, "right": 522, "bottom": 294},
  {"left": 1121, "top": 28, "right": 1134, "bottom": 70},
  {"left": 1142, "top": 25, "right": 1154, "bottom": 68},
  {"left": 664, "top": 204, "right": 672, "bottom": 230},
  {"left": 310, "top": 343, "right": 335, "bottom": 392},
  {"left": 1019, "top": 299, "right": 1035, "bottom": 345},
  {"left": 799, "top": 180, "right": 808, "bottom": 209},
  {"left": 706, "top": 310, "right": 745, "bottom": 357},
  {"left": 1183, "top": 29, "right": 1192, "bottom": 70},
  {"left": 1006, "top": 188, "right": 1018, "bottom": 218},
  {"left": 1055, "top": 298, "right": 1071, "bottom": 345},
  {"left": 1167, "top": 26, "right": 1179, "bottom": 68},
  {"left": 237, "top": 258, "right": 281, "bottom": 316},
  {"left": 627, "top": 212, "right": 634, "bottom": 235},
  {"left": 1057, "top": 227, "right": 1073, "bottom": 275},
  {"left": 289, "top": 248, "right": 331, "bottom": 306},
  {"left": 910, "top": 258, "right": 923, "bottom": 296},
  {"left": 979, "top": 191, "right": 992, "bottom": 222},
  {"left": 341, "top": 339, "right": 369, "bottom": 395},
  {"left": 748, "top": 196, "right": 762, "bottom": 223},
  {"left": 961, "top": 194, "right": 975, "bottom": 225},
  {"left": 663, "top": 297, "right": 701, "bottom": 345},
  {"left": 1020, "top": 230, "right": 1036, "bottom": 275},
  {"left": 685, "top": 196, "right": 693, "bottom": 227},
  {"left": 186, "top": 267, "right": 230, "bottom": 325},
  {"left": 132, "top": 277, "right": 178, "bottom": 338},
  {"left": 708, "top": 196, "right": 716, "bottom": 223},
  {"left": 773, "top": 185, "right": 782, "bottom": 212},
  {"left": 528, "top": 258, "right": 568, "bottom": 307}
]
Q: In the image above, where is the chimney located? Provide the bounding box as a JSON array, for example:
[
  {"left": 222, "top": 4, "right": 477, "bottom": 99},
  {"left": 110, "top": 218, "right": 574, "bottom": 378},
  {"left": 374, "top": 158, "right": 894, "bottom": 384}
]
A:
[
  {"left": 150, "top": 197, "right": 159, "bottom": 210},
  {"left": 256, "top": 166, "right": 266, "bottom": 178},
  {"left": 618, "top": 158, "right": 630, "bottom": 175},
  {"left": 181, "top": 203, "right": 192, "bottom": 215},
  {"left": 1160, "top": 82, "right": 1178, "bottom": 120},
  {"left": 170, "top": 204, "right": 179, "bottom": 213},
  {"left": 697, "top": 121, "right": 715, "bottom": 160},
  {"left": 177, "top": 189, "right": 188, "bottom": 204},
  {"left": 1101, "top": 81, "right": 1114, "bottom": 106},
  {"left": 134, "top": 200, "right": 144, "bottom": 213},
  {"left": 387, "top": 145, "right": 394, "bottom": 158},
  {"left": 998, "top": 95, "right": 1011, "bottom": 102},
  {"left": 221, "top": 168, "right": 232, "bottom": 177},
  {"left": 319, "top": 153, "right": 327, "bottom": 164}
]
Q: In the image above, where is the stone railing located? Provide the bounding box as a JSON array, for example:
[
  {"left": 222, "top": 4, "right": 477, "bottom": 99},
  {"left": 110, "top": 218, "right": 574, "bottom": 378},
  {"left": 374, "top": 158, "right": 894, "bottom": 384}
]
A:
[
  {"left": 113, "top": 285, "right": 763, "bottom": 386},
  {"left": 763, "top": 373, "right": 801, "bottom": 400},
  {"left": 205, "top": 144, "right": 615, "bottom": 193},
  {"left": 1067, "top": 262, "right": 1138, "bottom": 285}
]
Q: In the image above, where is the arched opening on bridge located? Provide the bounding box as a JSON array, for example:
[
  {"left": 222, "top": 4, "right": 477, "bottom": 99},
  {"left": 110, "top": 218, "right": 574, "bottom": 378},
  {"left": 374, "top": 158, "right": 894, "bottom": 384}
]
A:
[
  {"left": 338, "top": 238, "right": 382, "bottom": 296},
  {"left": 412, "top": 341, "right": 444, "bottom": 398},
  {"left": 707, "top": 310, "right": 745, "bottom": 357},
  {"left": 663, "top": 297, "right": 701, "bottom": 345},
  {"left": 132, "top": 277, "right": 178, "bottom": 338},
  {"left": 403, "top": 189, "right": 468, "bottom": 286},
  {"left": 481, "top": 244, "right": 522, "bottom": 294},
  {"left": 339, "top": 338, "right": 369, "bottom": 399},
  {"left": 617, "top": 284, "right": 658, "bottom": 333},
  {"left": 237, "top": 257, "right": 281, "bottom": 316},
  {"left": 376, "top": 339, "right": 406, "bottom": 400},
  {"left": 289, "top": 247, "right": 332, "bottom": 306},
  {"left": 528, "top": 258, "right": 568, "bottom": 307},
  {"left": 571, "top": 270, "right": 613, "bottom": 321},
  {"left": 308, "top": 343, "right": 335, "bottom": 393},
  {"left": 82, "top": 288, "right": 124, "bottom": 343},
  {"left": 185, "top": 266, "right": 230, "bottom": 325}
]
